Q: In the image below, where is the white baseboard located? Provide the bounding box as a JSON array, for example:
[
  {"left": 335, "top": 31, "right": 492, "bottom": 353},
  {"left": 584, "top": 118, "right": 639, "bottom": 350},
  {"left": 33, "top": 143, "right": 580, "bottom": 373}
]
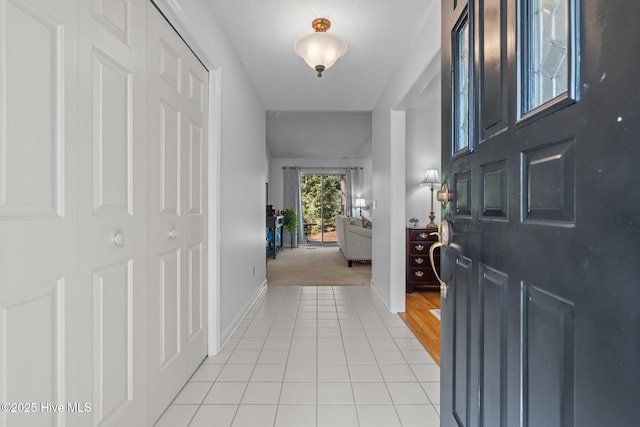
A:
[
  {"left": 219, "top": 280, "right": 268, "bottom": 349},
  {"left": 369, "top": 279, "right": 389, "bottom": 310}
]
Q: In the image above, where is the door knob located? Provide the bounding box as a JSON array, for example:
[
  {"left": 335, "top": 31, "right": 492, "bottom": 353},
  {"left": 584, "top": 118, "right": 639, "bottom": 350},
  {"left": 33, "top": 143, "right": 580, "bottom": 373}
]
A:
[
  {"left": 437, "top": 183, "right": 453, "bottom": 207},
  {"left": 168, "top": 228, "right": 177, "bottom": 240},
  {"left": 429, "top": 241, "right": 446, "bottom": 286},
  {"left": 112, "top": 232, "right": 124, "bottom": 246},
  {"left": 429, "top": 220, "right": 452, "bottom": 297}
]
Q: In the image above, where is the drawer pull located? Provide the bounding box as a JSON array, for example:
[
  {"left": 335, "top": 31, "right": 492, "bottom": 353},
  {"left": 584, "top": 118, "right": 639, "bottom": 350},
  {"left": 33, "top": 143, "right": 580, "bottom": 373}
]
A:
[
  {"left": 415, "top": 257, "right": 424, "bottom": 264},
  {"left": 419, "top": 233, "right": 428, "bottom": 239},
  {"left": 414, "top": 271, "right": 425, "bottom": 278},
  {"left": 414, "top": 244, "right": 425, "bottom": 251}
]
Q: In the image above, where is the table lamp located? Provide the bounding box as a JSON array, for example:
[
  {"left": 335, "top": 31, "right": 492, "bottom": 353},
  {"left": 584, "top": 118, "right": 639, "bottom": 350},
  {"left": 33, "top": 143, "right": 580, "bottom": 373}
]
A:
[{"left": 420, "top": 168, "right": 440, "bottom": 229}]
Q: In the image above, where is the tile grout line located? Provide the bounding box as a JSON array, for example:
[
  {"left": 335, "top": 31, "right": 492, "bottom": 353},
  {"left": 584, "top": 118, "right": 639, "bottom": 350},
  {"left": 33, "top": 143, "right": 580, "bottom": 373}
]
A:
[{"left": 159, "top": 285, "right": 439, "bottom": 427}]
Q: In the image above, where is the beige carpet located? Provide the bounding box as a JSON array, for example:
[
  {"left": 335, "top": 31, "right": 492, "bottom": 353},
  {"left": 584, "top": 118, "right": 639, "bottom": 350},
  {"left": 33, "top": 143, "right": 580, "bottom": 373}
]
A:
[{"left": 267, "top": 245, "right": 371, "bottom": 286}]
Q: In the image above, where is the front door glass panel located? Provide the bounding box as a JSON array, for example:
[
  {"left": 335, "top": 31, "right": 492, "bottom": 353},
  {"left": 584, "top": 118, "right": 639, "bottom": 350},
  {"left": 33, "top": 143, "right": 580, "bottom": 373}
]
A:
[
  {"left": 523, "top": 0, "right": 569, "bottom": 113},
  {"left": 453, "top": 14, "right": 471, "bottom": 155}
]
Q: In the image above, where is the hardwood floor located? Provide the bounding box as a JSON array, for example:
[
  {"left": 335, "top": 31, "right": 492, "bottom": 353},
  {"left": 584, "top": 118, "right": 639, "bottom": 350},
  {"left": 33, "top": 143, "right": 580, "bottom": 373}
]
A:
[{"left": 398, "top": 289, "right": 441, "bottom": 366}]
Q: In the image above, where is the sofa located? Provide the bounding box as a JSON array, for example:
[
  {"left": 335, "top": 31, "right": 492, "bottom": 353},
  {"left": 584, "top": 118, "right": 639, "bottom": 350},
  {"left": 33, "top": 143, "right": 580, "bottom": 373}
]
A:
[{"left": 335, "top": 215, "right": 372, "bottom": 267}]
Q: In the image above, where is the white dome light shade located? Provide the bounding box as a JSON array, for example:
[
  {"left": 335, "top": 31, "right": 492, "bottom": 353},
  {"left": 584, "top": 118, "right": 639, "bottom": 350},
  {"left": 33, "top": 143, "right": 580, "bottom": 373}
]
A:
[
  {"left": 294, "top": 18, "right": 347, "bottom": 77},
  {"left": 294, "top": 33, "right": 347, "bottom": 74}
]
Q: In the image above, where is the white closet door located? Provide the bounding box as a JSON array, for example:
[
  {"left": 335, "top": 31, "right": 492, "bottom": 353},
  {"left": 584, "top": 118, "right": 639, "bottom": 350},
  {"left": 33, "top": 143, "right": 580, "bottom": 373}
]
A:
[
  {"left": 146, "top": 5, "right": 208, "bottom": 422},
  {"left": 77, "top": 0, "right": 148, "bottom": 426},
  {"left": 0, "top": 0, "right": 79, "bottom": 426},
  {"left": 182, "top": 34, "right": 209, "bottom": 377},
  {"left": 147, "top": 8, "right": 184, "bottom": 419}
]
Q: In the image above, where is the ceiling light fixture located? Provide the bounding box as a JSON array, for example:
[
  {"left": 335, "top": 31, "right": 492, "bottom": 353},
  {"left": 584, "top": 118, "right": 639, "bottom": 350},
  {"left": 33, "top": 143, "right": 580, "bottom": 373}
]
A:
[{"left": 294, "top": 18, "right": 347, "bottom": 77}]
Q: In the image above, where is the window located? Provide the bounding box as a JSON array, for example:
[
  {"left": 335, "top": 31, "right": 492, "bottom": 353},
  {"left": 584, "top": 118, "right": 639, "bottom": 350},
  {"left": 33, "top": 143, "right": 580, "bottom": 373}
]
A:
[
  {"left": 453, "top": 12, "right": 471, "bottom": 155},
  {"left": 301, "top": 174, "right": 346, "bottom": 245},
  {"left": 521, "top": 0, "right": 578, "bottom": 118}
]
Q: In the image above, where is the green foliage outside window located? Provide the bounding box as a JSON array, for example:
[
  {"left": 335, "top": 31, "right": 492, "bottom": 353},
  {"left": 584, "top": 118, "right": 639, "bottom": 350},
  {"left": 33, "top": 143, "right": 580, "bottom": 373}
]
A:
[{"left": 301, "top": 175, "right": 345, "bottom": 234}]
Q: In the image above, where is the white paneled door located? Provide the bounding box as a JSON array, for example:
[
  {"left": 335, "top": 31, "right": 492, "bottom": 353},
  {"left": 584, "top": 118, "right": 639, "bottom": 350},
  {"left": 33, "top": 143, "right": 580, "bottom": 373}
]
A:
[
  {"left": 0, "top": 0, "right": 79, "bottom": 426},
  {"left": 146, "top": 6, "right": 209, "bottom": 423},
  {"left": 0, "top": 1, "right": 208, "bottom": 426},
  {"left": 77, "top": 0, "right": 148, "bottom": 426}
]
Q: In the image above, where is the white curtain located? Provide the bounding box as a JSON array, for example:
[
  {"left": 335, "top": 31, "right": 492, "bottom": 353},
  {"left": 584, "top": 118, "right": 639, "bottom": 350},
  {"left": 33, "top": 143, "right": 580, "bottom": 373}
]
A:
[
  {"left": 347, "top": 167, "right": 364, "bottom": 217},
  {"left": 282, "top": 167, "right": 304, "bottom": 242}
]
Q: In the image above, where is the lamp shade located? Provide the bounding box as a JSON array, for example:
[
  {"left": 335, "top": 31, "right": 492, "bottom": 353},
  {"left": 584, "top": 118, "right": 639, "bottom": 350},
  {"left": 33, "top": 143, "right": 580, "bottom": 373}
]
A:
[
  {"left": 354, "top": 198, "right": 366, "bottom": 208},
  {"left": 294, "top": 33, "right": 347, "bottom": 71},
  {"left": 294, "top": 18, "right": 347, "bottom": 77},
  {"left": 420, "top": 168, "right": 440, "bottom": 186}
]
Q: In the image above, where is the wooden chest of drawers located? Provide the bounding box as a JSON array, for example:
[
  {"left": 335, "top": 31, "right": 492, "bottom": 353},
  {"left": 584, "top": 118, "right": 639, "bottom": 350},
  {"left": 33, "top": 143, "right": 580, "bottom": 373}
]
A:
[{"left": 406, "top": 227, "right": 440, "bottom": 292}]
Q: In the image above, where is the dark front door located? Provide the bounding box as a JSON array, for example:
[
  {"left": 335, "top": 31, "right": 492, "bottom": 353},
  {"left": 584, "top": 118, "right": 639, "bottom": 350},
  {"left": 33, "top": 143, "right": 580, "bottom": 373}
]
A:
[{"left": 440, "top": 2, "right": 640, "bottom": 426}]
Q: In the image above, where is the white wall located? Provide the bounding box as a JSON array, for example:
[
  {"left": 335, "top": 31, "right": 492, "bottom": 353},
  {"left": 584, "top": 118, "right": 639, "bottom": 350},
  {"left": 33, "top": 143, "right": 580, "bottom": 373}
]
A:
[
  {"left": 156, "top": 0, "right": 441, "bottom": 345},
  {"left": 405, "top": 78, "right": 442, "bottom": 228},
  {"left": 370, "top": 1, "right": 441, "bottom": 312},
  {"left": 153, "top": 0, "right": 268, "bottom": 352},
  {"left": 268, "top": 157, "right": 373, "bottom": 215}
]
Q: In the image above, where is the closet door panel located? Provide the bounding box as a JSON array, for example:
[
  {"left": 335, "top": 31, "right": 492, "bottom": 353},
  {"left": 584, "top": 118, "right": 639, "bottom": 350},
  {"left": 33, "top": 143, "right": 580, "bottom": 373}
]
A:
[
  {"left": 183, "top": 55, "right": 208, "bottom": 370},
  {"left": 91, "top": 48, "right": 132, "bottom": 216},
  {"left": 147, "top": 7, "right": 188, "bottom": 420},
  {"left": 77, "top": 0, "right": 147, "bottom": 425},
  {"left": 187, "top": 123, "right": 203, "bottom": 215},
  {"left": 1, "top": 0, "right": 64, "bottom": 218},
  {"left": 159, "top": 100, "right": 182, "bottom": 216},
  {"left": 92, "top": 0, "right": 131, "bottom": 46},
  {"left": 0, "top": 1, "right": 79, "bottom": 426},
  {"left": 188, "top": 70, "right": 205, "bottom": 113},
  {"left": 186, "top": 125, "right": 204, "bottom": 345},
  {"left": 147, "top": 5, "right": 208, "bottom": 422},
  {"left": 159, "top": 249, "right": 182, "bottom": 363},
  {"left": 0, "top": 280, "right": 68, "bottom": 427},
  {"left": 91, "top": 262, "right": 134, "bottom": 420},
  {"left": 187, "top": 243, "right": 203, "bottom": 340},
  {"left": 159, "top": 39, "right": 182, "bottom": 93}
]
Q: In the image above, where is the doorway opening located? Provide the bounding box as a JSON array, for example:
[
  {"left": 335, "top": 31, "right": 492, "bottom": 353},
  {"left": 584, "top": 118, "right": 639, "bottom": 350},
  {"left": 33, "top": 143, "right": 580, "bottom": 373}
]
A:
[{"left": 301, "top": 174, "right": 346, "bottom": 245}]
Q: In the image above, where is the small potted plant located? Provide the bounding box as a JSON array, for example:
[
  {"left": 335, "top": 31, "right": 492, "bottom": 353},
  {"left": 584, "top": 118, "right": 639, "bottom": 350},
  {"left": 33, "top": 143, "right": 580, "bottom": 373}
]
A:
[{"left": 281, "top": 209, "right": 298, "bottom": 248}]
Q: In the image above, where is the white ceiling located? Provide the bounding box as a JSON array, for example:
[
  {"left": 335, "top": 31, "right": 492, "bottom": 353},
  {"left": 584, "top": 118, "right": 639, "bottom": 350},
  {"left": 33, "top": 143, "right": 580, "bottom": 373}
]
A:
[
  {"left": 267, "top": 111, "right": 372, "bottom": 159},
  {"left": 206, "top": 0, "right": 435, "bottom": 158}
]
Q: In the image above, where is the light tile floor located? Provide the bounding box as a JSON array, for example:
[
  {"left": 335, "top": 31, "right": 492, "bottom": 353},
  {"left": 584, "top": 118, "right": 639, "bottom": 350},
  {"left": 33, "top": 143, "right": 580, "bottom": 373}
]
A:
[{"left": 154, "top": 285, "right": 440, "bottom": 427}]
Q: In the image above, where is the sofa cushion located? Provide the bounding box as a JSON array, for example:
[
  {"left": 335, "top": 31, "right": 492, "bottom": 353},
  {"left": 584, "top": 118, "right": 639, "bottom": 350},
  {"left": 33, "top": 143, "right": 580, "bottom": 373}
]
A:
[{"left": 349, "top": 218, "right": 362, "bottom": 226}]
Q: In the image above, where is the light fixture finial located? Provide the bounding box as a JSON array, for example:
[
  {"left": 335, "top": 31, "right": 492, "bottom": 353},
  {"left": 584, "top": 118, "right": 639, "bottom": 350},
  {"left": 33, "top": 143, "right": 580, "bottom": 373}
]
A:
[{"left": 311, "top": 18, "right": 331, "bottom": 32}]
